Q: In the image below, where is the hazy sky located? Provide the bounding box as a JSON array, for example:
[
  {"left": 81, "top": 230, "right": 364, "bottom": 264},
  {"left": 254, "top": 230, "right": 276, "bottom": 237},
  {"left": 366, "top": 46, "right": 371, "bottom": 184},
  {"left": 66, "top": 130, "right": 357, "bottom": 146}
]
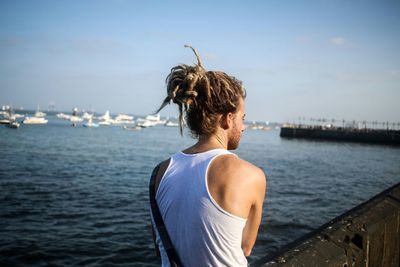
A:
[{"left": 1, "top": 0, "right": 399, "bottom": 123}]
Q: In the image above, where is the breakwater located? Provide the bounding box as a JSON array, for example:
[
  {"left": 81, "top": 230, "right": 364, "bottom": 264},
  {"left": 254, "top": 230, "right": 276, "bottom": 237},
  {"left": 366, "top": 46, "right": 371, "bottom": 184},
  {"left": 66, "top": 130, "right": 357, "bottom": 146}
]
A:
[
  {"left": 254, "top": 182, "right": 400, "bottom": 267},
  {"left": 280, "top": 125, "right": 400, "bottom": 145}
]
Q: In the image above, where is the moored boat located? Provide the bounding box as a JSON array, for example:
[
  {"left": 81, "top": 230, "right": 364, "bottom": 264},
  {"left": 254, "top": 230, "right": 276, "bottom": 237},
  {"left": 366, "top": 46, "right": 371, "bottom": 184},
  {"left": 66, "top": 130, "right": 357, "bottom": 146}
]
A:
[
  {"left": 0, "top": 118, "right": 11, "bottom": 124},
  {"left": 56, "top": 113, "right": 71, "bottom": 120},
  {"left": 123, "top": 125, "right": 142, "bottom": 130},
  {"left": 98, "top": 121, "right": 111, "bottom": 126},
  {"left": 6, "top": 121, "right": 20, "bottom": 128},
  {"left": 23, "top": 117, "right": 48, "bottom": 124},
  {"left": 115, "top": 114, "right": 134, "bottom": 121},
  {"left": 70, "top": 116, "right": 83, "bottom": 122},
  {"left": 136, "top": 113, "right": 166, "bottom": 127},
  {"left": 34, "top": 111, "right": 46, "bottom": 117},
  {"left": 83, "top": 118, "right": 99, "bottom": 128},
  {"left": 165, "top": 121, "right": 179, "bottom": 127}
]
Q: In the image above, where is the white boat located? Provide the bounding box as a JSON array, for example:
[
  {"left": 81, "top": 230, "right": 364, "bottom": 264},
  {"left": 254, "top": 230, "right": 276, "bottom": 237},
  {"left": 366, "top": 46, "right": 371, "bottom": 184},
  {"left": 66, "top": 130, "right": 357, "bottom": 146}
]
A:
[
  {"left": 12, "top": 113, "right": 24, "bottom": 119},
  {"left": 82, "top": 112, "right": 93, "bottom": 120},
  {"left": 123, "top": 125, "right": 142, "bottom": 130},
  {"left": 249, "top": 121, "right": 265, "bottom": 130},
  {"left": 98, "top": 110, "right": 111, "bottom": 121},
  {"left": 56, "top": 113, "right": 71, "bottom": 120},
  {"left": 23, "top": 117, "right": 48, "bottom": 124},
  {"left": 0, "top": 118, "right": 11, "bottom": 124},
  {"left": 0, "top": 110, "right": 11, "bottom": 124},
  {"left": 35, "top": 111, "right": 46, "bottom": 117},
  {"left": 0, "top": 106, "right": 23, "bottom": 123},
  {"left": 83, "top": 118, "right": 99, "bottom": 128},
  {"left": 6, "top": 121, "right": 20, "bottom": 128},
  {"left": 146, "top": 113, "right": 160, "bottom": 121},
  {"left": 136, "top": 113, "right": 166, "bottom": 127},
  {"left": 98, "top": 121, "right": 111, "bottom": 126},
  {"left": 112, "top": 113, "right": 134, "bottom": 125},
  {"left": 115, "top": 114, "right": 134, "bottom": 121},
  {"left": 136, "top": 117, "right": 147, "bottom": 123},
  {"left": 145, "top": 113, "right": 166, "bottom": 124},
  {"left": 165, "top": 121, "right": 179, "bottom": 127},
  {"left": 1, "top": 105, "right": 11, "bottom": 115},
  {"left": 97, "top": 110, "right": 116, "bottom": 125},
  {"left": 137, "top": 120, "right": 155, "bottom": 128},
  {"left": 70, "top": 116, "right": 83, "bottom": 122}
]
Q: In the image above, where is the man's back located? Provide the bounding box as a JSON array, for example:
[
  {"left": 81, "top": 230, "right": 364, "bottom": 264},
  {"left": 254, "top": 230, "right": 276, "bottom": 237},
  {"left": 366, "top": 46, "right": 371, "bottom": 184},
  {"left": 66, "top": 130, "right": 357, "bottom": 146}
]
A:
[{"left": 154, "top": 149, "right": 249, "bottom": 267}]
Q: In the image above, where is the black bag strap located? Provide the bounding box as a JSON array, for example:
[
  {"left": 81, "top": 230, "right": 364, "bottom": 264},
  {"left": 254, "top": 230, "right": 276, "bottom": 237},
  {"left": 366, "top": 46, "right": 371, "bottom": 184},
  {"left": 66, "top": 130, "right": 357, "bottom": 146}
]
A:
[{"left": 149, "top": 164, "right": 183, "bottom": 267}]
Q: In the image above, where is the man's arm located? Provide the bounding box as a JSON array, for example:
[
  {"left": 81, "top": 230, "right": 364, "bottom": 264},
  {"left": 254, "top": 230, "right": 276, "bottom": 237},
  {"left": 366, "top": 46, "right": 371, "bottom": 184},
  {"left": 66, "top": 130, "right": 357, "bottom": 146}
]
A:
[
  {"left": 208, "top": 155, "right": 267, "bottom": 256},
  {"left": 241, "top": 167, "right": 266, "bottom": 256}
]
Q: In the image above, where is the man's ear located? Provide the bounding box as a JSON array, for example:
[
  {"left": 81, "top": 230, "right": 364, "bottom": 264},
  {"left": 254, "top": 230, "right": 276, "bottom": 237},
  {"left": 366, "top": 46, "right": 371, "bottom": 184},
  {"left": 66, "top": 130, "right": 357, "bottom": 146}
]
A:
[{"left": 220, "top": 113, "right": 233, "bottom": 130}]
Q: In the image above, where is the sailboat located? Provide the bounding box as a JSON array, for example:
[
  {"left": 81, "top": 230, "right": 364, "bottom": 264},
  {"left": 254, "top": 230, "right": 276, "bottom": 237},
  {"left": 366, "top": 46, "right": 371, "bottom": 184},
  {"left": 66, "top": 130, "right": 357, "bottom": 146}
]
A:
[{"left": 23, "top": 105, "right": 48, "bottom": 124}]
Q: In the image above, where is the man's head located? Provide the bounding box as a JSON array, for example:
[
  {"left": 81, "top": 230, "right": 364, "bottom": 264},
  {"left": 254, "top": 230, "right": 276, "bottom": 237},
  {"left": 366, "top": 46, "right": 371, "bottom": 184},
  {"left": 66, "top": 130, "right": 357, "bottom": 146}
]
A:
[
  {"left": 157, "top": 45, "right": 246, "bottom": 143},
  {"left": 225, "top": 97, "right": 246, "bottom": 150}
]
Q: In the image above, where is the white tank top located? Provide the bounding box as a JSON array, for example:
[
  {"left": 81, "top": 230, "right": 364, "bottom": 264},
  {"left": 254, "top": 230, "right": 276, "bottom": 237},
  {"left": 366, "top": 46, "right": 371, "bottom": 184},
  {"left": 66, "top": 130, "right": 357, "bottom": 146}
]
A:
[{"left": 153, "top": 148, "right": 248, "bottom": 267}]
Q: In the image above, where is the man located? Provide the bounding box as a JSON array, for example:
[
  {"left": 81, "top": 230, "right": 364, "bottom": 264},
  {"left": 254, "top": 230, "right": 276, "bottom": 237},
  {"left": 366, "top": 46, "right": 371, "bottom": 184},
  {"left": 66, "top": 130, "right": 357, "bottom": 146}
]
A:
[{"left": 150, "top": 45, "right": 266, "bottom": 266}]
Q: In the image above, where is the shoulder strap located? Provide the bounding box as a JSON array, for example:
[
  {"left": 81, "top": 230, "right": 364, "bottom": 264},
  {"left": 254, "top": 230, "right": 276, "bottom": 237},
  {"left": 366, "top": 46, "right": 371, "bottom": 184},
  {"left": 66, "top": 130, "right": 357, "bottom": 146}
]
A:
[{"left": 149, "top": 164, "right": 184, "bottom": 267}]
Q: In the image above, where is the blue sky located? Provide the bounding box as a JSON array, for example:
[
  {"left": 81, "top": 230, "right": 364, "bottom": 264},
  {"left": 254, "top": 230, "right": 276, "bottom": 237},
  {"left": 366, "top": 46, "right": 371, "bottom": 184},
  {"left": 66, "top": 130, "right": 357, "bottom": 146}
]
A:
[{"left": 1, "top": 0, "right": 399, "bottom": 123}]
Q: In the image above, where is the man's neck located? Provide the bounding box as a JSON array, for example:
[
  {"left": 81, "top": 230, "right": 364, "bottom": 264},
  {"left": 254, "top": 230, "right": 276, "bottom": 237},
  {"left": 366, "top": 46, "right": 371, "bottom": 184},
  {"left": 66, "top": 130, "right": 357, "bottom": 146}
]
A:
[{"left": 183, "top": 134, "right": 228, "bottom": 154}]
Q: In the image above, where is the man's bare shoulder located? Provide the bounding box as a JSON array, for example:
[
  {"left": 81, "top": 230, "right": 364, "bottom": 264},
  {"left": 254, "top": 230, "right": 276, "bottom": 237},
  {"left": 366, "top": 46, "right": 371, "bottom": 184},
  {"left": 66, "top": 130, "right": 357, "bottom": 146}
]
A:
[
  {"left": 208, "top": 153, "right": 266, "bottom": 218},
  {"left": 213, "top": 154, "right": 266, "bottom": 184},
  {"left": 211, "top": 154, "right": 266, "bottom": 191}
]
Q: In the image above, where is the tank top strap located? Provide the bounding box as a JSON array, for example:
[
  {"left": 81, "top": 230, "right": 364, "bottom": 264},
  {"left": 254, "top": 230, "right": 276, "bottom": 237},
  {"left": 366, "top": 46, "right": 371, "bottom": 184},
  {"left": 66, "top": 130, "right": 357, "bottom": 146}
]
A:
[
  {"left": 202, "top": 149, "right": 235, "bottom": 166},
  {"left": 176, "top": 148, "right": 234, "bottom": 159}
]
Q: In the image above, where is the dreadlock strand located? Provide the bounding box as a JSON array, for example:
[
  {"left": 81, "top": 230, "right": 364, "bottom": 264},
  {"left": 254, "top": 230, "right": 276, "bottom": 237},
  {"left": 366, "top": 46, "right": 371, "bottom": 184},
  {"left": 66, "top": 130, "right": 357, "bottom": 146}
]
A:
[
  {"left": 169, "top": 85, "right": 180, "bottom": 99},
  {"left": 178, "top": 103, "right": 184, "bottom": 135},
  {"left": 155, "top": 96, "right": 171, "bottom": 114},
  {"left": 184, "top": 44, "right": 205, "bottom": 70}
]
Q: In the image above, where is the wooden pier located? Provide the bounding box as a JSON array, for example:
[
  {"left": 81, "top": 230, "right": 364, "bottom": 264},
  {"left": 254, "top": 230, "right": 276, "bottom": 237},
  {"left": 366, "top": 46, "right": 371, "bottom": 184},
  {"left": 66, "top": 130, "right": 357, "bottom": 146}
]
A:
[
  {"left": 253, "top": 182, "right": 400, "bottom": 267},
  {"left": 280, "top": 125, "right": 400, "bottom": 146}
]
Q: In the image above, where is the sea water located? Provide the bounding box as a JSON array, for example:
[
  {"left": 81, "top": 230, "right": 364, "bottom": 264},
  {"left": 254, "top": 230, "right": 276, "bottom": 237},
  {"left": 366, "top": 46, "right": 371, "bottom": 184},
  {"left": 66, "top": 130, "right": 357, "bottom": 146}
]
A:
[{"left": 1, "top": 116, "right": 399, "bottom": 266}]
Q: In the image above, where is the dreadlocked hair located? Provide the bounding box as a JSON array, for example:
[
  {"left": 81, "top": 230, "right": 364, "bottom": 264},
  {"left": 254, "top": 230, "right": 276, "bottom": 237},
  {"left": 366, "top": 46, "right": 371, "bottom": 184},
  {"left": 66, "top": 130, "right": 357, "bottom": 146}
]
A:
[{"left": 156, "top": 45, "right": 246, "bottom": 137}]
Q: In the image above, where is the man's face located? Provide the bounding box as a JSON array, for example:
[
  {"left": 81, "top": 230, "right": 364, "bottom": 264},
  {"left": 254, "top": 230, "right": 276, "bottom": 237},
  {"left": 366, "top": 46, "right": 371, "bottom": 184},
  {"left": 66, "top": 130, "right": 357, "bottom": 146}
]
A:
[{"left": 227, "top": 97, "right": 246, "bottom": 150}]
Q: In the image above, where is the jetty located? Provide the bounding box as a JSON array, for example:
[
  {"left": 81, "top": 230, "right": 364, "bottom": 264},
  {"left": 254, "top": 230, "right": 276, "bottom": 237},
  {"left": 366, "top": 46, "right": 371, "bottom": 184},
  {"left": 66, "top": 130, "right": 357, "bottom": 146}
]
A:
[
  {"left": 253, "top": 182, "right": 400, "bottom": 267},
  {"left": 280, "top": 124, "right": 400, "bottom": 145}
]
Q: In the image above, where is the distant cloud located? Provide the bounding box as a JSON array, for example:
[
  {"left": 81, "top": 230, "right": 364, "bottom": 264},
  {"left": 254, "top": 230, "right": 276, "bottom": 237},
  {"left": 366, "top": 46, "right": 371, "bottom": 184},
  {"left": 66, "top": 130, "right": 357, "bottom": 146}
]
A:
[{"left": 329, "top": 37, "right": 354, "bottom": 47}]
